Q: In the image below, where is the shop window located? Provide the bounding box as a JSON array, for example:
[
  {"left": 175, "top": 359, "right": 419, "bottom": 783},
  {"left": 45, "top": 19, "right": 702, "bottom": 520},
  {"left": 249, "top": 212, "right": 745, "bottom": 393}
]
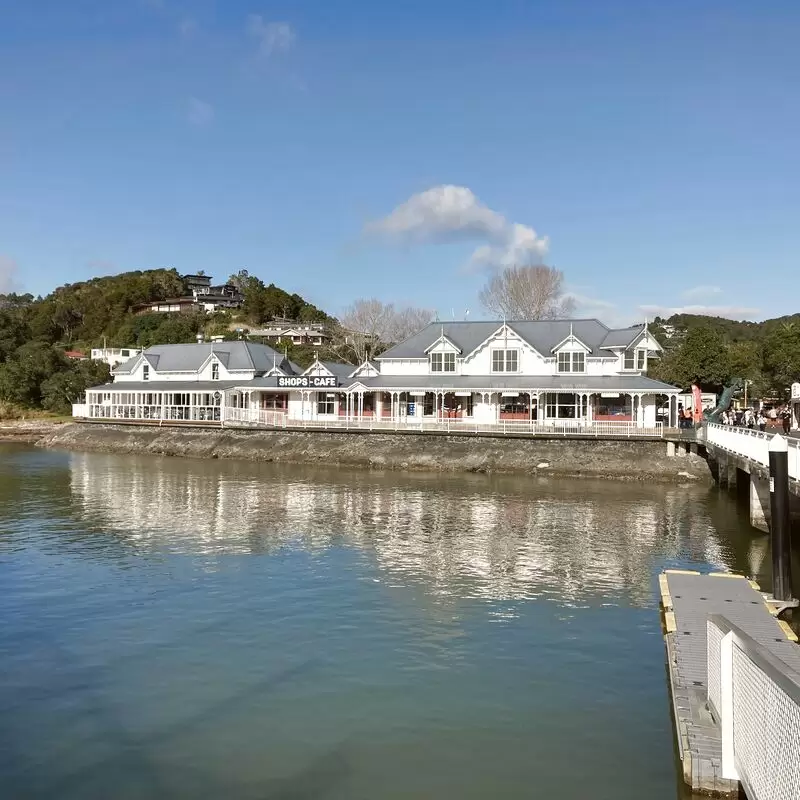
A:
[{"left": 317, "top": 393, "right": 335, "bottom": 415}]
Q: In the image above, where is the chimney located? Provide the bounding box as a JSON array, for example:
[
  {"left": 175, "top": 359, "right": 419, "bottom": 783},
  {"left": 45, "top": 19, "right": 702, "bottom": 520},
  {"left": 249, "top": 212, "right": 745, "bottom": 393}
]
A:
[{"left": 196, "top": 332, "right": 205, "bottom": 344}]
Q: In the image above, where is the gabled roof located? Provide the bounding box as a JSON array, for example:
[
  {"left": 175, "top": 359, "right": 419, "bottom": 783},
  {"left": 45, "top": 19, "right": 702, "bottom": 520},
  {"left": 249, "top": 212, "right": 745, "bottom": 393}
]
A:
[
  {"left": 349, "top": 360, "right": 379, "bottom": 378},
  {"left": 320, "top": 361, "right": 355, "bottom": 379},
  {"left": 113, "top": 342, "right": 284, "bottom": 375},
  {"left": 423, "top": 333, "right": 462, "bottom": 354},
  {"left": 599, "top": 325, "right": 644, "bottom": 350},
  {"left": 550, "top": 331, "right": 591, "bottom": 353},
  {"left": 378, "top": 320, "right": 643, "bottom": 360}
]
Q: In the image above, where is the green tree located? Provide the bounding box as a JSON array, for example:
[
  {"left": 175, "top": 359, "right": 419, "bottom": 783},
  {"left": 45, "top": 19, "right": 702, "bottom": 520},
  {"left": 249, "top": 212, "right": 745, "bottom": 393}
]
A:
[
  {"left": 650, "top": 326, "right": 732, "bottom": 391},
  {"left": 0, "top": 342, "right": 69, "bottom": 407},
  {"left": 41, "top": 360, "right": 111, "bottom": 414},
  {"left": 762, "top": 322, "right": 800, "bottom": 398}
]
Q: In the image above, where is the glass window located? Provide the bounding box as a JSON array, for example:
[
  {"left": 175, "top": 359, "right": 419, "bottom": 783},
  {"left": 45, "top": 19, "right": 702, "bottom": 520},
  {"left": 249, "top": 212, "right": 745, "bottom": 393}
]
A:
[
  {"left": 142, "top": 364, "right": 149, "bottom": 381},
  {"left": 623, "top": 350, "right": 635, "bottom": 370},
  {"left": 636, "top": 349, "right": 646, "bottom": 370},
  {"left": 430, "top": 352, "right": 456, "bottom": 372},
  {"left": 317, "top": 393, "right": 335, "bottom": 415},
  {"left": 557, "top": 352, "right": 585, "bottom": 373},
  {"left": 492, "top": 349, "right": 519, "bottom": 372},
  {"left": 212, "top": 362, "right": 219, "bottom": 380}
]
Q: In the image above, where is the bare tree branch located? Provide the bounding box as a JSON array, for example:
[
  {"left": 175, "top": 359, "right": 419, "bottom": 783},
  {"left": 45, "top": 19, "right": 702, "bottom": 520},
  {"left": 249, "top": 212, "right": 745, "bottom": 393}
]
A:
[
  {"left": 335, "top": 299, "right": 434, "bottom": 363},
  {"left": 478, "top": 265, "right": 575, "bottom": 320}
]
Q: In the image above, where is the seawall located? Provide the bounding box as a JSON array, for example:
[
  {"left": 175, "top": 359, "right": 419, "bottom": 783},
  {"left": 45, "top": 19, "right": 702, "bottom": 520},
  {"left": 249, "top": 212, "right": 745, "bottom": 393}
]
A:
[{"left": 37, "top": 423, "right": 712, "bottom": 483}]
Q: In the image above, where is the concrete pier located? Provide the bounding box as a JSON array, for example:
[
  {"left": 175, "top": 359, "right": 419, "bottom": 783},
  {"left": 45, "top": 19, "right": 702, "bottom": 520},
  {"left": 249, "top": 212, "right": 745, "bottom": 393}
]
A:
[{"left": 660, "top": 570, "right": 799, "bottom": 795}]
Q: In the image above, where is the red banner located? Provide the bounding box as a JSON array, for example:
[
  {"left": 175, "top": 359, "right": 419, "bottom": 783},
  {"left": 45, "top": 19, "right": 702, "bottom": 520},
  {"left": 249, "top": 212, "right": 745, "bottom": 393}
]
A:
[{"left": 692, "top": 384, "right": 703, "bottom": 423}]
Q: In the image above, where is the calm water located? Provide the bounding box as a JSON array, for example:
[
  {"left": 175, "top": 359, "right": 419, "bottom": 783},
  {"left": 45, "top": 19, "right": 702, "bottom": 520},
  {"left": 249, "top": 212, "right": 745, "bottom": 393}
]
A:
[{"left": 0, "top": 444, "right": 780, "bottom": 799}]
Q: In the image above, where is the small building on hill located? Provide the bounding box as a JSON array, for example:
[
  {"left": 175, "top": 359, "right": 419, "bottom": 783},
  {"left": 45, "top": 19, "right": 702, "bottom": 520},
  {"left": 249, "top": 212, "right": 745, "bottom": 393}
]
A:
[{"left": 74, "top": 319, "right": 682, "bottom": 431}]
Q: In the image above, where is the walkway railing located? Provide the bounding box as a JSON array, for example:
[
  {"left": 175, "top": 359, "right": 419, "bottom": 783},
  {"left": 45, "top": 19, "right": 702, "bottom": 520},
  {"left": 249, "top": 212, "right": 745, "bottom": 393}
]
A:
[
  {"left": 73, "top": 403, "right": 664, "bottom": 437},
  {"left": 705, "top": 423, "right": 800, "bottom": 480},
  {"left": 224, "top": 410, "right": 662, "bottom": 437},
  {"left": 707, "top": 615, "right": 800, "bottom": 799}
]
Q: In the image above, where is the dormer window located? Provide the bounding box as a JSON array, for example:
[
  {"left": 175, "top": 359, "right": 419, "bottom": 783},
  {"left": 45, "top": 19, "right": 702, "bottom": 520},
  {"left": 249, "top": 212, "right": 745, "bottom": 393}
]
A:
[
  {"left": 624, "top": 349, "right": 646, "bottom": 370},
  {"left": 212, "top": 362, "right": 219, "bottom": 380},
  {"left": 491, "top": 349, "right": 519, "bottom": 373},
  {"left": 557, "top": 352, "right": 585, "bottom": 373},
  {"left": 430, "top": 352, "right": 455, "bottom": 373},
  {"left": 142, "top": 364, "right": 149, "bottom": 381}
]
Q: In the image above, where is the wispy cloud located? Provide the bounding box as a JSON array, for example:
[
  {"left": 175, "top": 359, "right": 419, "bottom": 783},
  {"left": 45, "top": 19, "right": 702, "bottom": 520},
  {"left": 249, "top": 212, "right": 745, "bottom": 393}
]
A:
[
  {"left": 366, "top": 185, "right": 549, "bottom": 271},
  {"left": 639, "top": 304, "right": 761, "bottom": 321},
  {"left": 187, "top": 96, "right": 214, "bottom": 126},
  {"left": 0, "top": 255, "right": 19, "bottom": 293},
  {"left": 246, "top": 15, "right": 296, "bottom": 57},
  {"left": 681, "top": 285, "right": 722, "bottom": 300}
]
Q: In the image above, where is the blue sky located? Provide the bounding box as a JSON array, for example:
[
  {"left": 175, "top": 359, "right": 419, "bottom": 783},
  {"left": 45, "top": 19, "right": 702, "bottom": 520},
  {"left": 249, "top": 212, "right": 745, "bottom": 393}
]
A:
[{"left": 1, "top": 0, "right": 798, "bottom": 325}]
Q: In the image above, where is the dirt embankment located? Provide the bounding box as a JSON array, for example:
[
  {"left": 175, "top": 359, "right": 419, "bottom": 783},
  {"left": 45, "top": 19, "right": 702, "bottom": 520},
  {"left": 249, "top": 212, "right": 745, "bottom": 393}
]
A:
[
  {"left": 0, "top": 419, "right": 71, "bottom": 443},
  {"left": 36, "top": 422, "right": 713, "bottom": 484}
]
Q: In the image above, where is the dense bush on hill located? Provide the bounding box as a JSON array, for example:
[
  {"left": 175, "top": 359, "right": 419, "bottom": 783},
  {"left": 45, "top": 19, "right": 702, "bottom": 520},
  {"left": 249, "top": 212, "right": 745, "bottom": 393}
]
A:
[
  {"left": 0, "top": 268, "right": 333, "bottom": 415},
  {"left": 648, "top": 313, "right": 800, "bottom": 398}
]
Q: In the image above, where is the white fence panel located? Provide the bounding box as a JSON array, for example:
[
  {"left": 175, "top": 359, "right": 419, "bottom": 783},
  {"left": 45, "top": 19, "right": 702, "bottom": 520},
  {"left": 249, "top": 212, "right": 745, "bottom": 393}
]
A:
[
  {"left": 707, "top": 615, "right": 800, "bottom": 799},
  {"left": 706, "top": 423, "right": 799, "bottom": 481}
]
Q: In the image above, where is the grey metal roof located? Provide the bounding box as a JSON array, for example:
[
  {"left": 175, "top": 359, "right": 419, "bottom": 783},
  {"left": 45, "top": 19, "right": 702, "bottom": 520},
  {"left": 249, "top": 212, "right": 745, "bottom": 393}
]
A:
[
  {"left": 92, "top": 374, "right": 679, "bottom": 394},
  {"left": 87, "top": 380, "right": 244, "bottom": 392},
  {"left": 341, "top": 375, "right": 680, "bottom": 393},
  {"left": 599, "top": 325, "right": 644, "bottom": 349},
  {"left": 377, "top": 320, "right": 647, "bottom": 359},
  {"left": 112, "top": 341, "right": 284, "bottom": 375},
  {"left": 319, "top": 361, "right": 355, "bottom": 379}
]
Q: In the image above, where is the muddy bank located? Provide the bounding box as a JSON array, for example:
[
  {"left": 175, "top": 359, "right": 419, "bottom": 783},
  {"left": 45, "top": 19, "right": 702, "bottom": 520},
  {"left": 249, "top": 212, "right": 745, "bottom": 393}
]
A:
[
  {"left": 0, "top": 420, "right": 70, "bottom": 443},
  {"left": 37, "top": 423, "right": 712, "bottom": 484}
]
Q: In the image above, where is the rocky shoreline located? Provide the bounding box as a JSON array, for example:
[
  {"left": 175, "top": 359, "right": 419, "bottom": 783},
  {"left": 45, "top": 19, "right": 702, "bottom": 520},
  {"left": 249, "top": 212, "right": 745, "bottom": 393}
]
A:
[
  {"left": 0, "top": 419, "right": 70, "bottom": 443},
  {"left": 31, "top": 422, "right": 713, "bottom": 484}
]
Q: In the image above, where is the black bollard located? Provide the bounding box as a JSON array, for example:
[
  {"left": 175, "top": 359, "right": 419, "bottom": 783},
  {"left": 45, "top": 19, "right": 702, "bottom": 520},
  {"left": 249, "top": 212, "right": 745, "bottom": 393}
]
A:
[{"left": 769, "top": 434, "right": 793, "bottom": 601}]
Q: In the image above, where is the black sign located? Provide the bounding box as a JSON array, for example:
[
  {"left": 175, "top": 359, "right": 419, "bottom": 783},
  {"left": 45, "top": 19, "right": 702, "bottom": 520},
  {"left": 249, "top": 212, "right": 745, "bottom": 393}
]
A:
[{"left": 277, "top": 376, "right": 339, "bottom": 389}]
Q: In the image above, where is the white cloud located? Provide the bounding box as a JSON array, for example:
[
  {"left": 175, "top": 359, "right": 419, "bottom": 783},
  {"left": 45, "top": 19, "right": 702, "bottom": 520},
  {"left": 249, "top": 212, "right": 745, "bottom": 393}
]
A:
[
  {"left": 681, "top": 285, "right": 722, "bottom": 300},
  {"left": 367, "top": 185, "right": 549, "bottom": 270},
  {"left": 639, "top": 304, "right": 761, "bottom": 321},
  {"left": 0, "top": 255, "right": 18, "bottom": 293},
  {"left": 246, "top": 15, "right": 296, "bottom": 57},
  {"left": 187, "top": 97, "right": 214, "bottom": 126}
]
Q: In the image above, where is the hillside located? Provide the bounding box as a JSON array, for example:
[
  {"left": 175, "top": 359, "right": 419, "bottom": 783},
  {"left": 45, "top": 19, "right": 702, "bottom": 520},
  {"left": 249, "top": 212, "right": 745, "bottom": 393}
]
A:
[
  {"left": 648, "top": 313, "right": 800, "bottom": 398},
  {"left": 0, "top": 268, "right": 332, "bottom": 415}
]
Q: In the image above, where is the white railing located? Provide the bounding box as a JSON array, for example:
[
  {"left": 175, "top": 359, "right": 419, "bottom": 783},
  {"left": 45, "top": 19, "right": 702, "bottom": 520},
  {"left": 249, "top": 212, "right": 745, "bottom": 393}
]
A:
[
  {"left": 706, "top": 423, "right": 799, "bottom": 480},
  {"left": 707, "top": 615, "right": 800, "bottom": 799},
  {"left": 224, "top": 413, "right": 663, "bottom": 438},
  {"left": 224, "top": 407, "right": 289, "bottom": 428},
  {"left": 74, "top": 403, "right": 663, "bottom": 438}
]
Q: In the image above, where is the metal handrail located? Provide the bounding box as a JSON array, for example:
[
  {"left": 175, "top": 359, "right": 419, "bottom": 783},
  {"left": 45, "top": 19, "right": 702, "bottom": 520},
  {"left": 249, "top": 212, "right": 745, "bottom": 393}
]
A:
[{"left": 708, "top": 614, "right": 800, "bottom": 705}]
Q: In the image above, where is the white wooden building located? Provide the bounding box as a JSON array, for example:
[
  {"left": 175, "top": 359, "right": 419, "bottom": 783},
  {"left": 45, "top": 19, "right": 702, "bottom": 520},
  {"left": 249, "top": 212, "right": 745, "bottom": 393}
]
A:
[{"left": 73, "top": 320, "right": 682, "bottom": 432}]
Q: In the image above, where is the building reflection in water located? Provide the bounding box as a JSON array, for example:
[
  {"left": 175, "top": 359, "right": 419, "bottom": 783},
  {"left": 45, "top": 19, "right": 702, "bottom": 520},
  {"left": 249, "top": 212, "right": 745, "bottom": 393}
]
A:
[{"left": 68, "top": 452, "right": 742, "bottom": 609}]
